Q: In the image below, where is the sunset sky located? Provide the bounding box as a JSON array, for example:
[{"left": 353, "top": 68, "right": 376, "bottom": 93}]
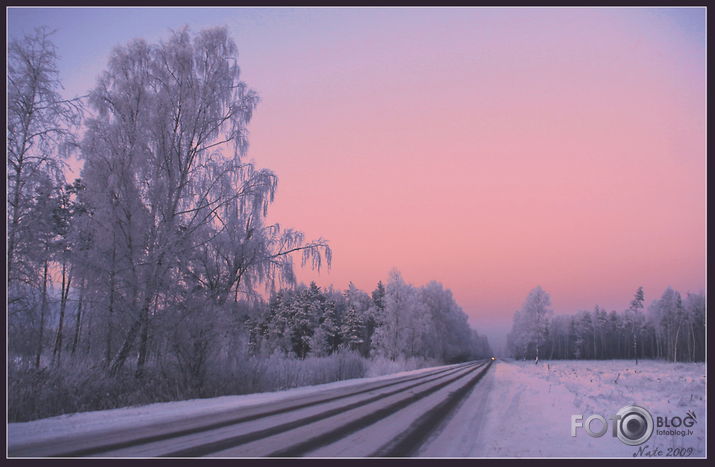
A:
[{"left": 8, "top": 7, "right": 706, "bottom": 351}]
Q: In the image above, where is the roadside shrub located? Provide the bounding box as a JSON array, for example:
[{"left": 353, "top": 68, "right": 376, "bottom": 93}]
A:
[{"left": 8, "top": 350, "right": 367, "bottom": 422}]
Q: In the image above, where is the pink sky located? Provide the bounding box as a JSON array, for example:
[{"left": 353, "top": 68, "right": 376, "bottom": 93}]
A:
[
  {"left": 251, "top": 9, "right": 706, "bottom": 330},
  {"left": 9, "top": 8, "right": 706, "bottom": 348}
]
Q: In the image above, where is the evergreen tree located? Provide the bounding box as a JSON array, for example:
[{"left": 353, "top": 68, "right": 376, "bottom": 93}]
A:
[{"left": 629, "top": 286, "right": 645, "bottom": 364}]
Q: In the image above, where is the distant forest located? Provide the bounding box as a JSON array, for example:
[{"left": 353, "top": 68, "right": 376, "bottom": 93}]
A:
[{"left": 507, "top": 286, "right": 705, "bottom": 362}]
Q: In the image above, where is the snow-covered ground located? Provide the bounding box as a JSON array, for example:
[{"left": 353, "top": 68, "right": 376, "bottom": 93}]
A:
[{"left": 422, "top": 359, "right": 706, "bottom": 458}]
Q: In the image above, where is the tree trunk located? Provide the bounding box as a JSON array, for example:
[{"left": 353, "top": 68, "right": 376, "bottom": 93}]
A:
[
  {"left": 71, "top": 279, "right": 84, "bottom": 355},
  {"left": 653, "top": 331, "right": 660, "bottom": 358},
  {"left": 633, "top": 320, "right": 638, "bottom": 366},
  {"left": 106, "top": 244, "right": 117, "bottom": 367},
  {"left": 535, "top": 344, "right": 540, "bottom": 364},
  {"left": 7, "top": 155, "right": 25, "bottom": 284},
  {"left": 85, "top": 302, "right": 93, "bottom": 355},
  {"left": 592, "top": 324, "right": 597, "bottom": 359},
  {"left": 132, "top": 237, "right": 171, "bottom": 376},
  {"left": 109, "top": 315, "right": 142, "bottom": 376},
  {"left": 53, "top": 262, "right": 72, "bottom": 366},
  {"left": 35, "top": 259, "right": 49, "bottom": 369},
  {"left": 135, "top": 302, "right": 150, "bottom": 378},
  {"left": 110, "top": 287, "right": 148, "bottom": 376}
]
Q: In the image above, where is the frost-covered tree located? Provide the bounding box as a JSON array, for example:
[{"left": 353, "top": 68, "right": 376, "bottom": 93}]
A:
[
  {"left": 26, "top": 176, "right": 59, "bottom": 367},
  {"left": 252, "top": 282, "right": 345, "bottom": 359},
  {"left": 289, "top": 283, "right": 322, "bottom": 358},
  {"left": 546, "top": 314, "right": 571, "bottom": 359},
  {"left": 341, "top": 282, "right": 372, "bottom": 356},
  {"left": 593, "top": 306, "right": 609, "bottom": 359},
  {"left": 469, "top": 330, "right": 492, "bottom": 360},
  {"left": 405, "top": 291, "right": 431, "bottom": 359},
  {"left": 371, "top": 270, "right": 416, "bottom": 360},
  {"left": 575, "top": 310, "right": 594, "bottom": 359},
  {"left": 7, "top": 28, "right": 82, "bottom": 368},
  {"left": 311, "top": 291, "right": 342, "bottom": 357},
  {"left": 8, "top": 27, "right": 81, "bottom": 288},
  {"left": 672, "top": 292, "right": 686, "bottom": 363},
  {"left": 627, "top": 286, "right": 645, "bottom": 365},
  {"left": 683, "top": 292, "right": 705, "bottom": 361},
  {"left": 78, "top": 27, "right": 330, "bottom": 375},
  {"left": 368, "top": 271, "right": 486, "bottom": 361},
  {"left": 83, "top": 27, "right": 261, "bottom": 374},
  {"left": 648, "top": 287, "right": 680, "bottom": 362},
  {"left": 421, "top": 281, "right": 473, "bottom": 362},
  {"left": 257, "top": 289, "right": 293, "bottom": 356},
  {"left": 50, "top": 181, "right": 82, "bottom": 367},
  {"left": 367, "top": 281, "right": 386, "bottom": 350},
  {"left": 507, "top": 309, "right": 528, "bottom": 360},
  {"left": 372, "top": 281, "right": 386, "bottom": 313},
  {"left": 508, "top": 286, "right": 552, "bottom": 361}
]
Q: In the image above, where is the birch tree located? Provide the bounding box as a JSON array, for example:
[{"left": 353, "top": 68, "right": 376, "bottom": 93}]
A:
[
  {"left": 371, "top": 270, "right": 414, "bottom": 360},
  {"left": 508, "top": 286, "right": 552, "bottom": 361},
  {"left": 79, "top": 26, "right": 329, "bottom": 375},
  {"left": 8, "top": 27, "right": 81, "bottom": 288},
  {"left": 8, "top": 28, "right": 81, "bottom": 366}
]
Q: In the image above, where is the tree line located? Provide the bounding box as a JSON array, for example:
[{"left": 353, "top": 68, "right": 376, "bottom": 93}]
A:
[
  {"left": 250, "top": 273, "right": 491, "bottom": 363},
  {"left": 7, "top": 25, "right": 489, "bottom": 390},
  {"left": 507, "top": 286, "right": 705, "bottom": 362}
]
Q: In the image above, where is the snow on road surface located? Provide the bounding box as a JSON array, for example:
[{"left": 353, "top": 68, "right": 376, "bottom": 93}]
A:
[
  {"left": 422, "top": 359, "right": 706, "bottom": 458},
  {"left": 7, "top": 363, "right": 446, "bottom": 450}
]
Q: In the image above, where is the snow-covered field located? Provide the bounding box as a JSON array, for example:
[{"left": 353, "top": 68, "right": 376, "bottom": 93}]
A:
[{"left": 423, "top": 359, "right": 706, "bottom": 458}]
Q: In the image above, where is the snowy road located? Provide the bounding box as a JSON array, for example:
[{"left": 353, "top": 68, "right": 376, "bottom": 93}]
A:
[{"left": 9, "top": 359, "right": 493, "bottom": 457}]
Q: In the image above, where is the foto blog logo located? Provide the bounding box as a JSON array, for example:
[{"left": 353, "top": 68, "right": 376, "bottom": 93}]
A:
[{"left": 571, "top": 405, "right": 654, "bottom": 446}]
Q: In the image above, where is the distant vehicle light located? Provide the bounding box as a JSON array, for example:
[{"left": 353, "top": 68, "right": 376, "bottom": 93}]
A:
[{"left": 491, "top": 357, "right": 496, "bottom": 360}]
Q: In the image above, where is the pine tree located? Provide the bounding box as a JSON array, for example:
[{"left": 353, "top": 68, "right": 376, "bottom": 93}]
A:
[
  {"left": 629, "top": 286, "right": 645, "bottom": 365},
  {"left": 312, "top": 298, "right": 342, "bottom": 356},
  {"left": 342, "top": 283, "right": 368, "bottom": 355}
]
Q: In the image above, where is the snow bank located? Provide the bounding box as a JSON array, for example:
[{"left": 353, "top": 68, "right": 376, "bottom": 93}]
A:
[{"left": 425, "top": 359, "right": 706, "bottom": 457}]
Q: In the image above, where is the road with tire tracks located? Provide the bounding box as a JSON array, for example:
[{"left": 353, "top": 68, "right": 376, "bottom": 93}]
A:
[{"left": 9, "top": 359, "right": 493, "bottom": 457}]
